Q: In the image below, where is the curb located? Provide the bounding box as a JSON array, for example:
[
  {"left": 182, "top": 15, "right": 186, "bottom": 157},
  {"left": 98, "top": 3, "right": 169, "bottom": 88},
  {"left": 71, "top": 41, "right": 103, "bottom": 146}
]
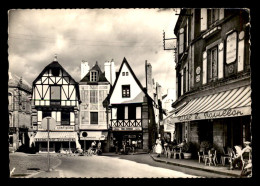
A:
[
  {"left": 150, "top": 154, "right": 240, "bottom": 178},
  {"left": 25, "top": 157, "right": 62, "bottom": 178}
]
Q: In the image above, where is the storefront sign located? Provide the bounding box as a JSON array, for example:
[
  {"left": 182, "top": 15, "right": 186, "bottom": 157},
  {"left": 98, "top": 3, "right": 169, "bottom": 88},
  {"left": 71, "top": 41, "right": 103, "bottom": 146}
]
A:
[
  {"left": 174, "top": 107, "right": 251, "bottom": 122},
  {"left": 35, "top": 138, "right": 75, "bottom": 142},
  {"left": 226, "top": 32, "right": 237, "bottom": 64},
  {"left": 112, "top": 127, "right": 142, "bottom": 131},
  {"left": 55, "top": 126, "right": 74, "bottom": 131}
]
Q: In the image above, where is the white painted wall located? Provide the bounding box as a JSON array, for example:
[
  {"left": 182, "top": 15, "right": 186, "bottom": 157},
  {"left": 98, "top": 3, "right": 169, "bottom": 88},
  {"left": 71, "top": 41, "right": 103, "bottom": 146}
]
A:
[{"left": 110, "top": 63, "right": 145, "bottom": 104}]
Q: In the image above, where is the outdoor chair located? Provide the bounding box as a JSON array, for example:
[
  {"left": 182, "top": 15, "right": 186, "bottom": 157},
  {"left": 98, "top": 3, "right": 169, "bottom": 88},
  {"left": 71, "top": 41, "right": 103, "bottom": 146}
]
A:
[
  {"left": 227, "top": 147, "right": 236, "bottom": 166},
  {"left": 220, "top": 147, "right": 230, "bottom": 166},
  {"left": 165, "top": 147, "right": 172, "bottom": 159},
  {"left": 198, "top": 150, "right": 205, "bottom": 163},
  {"left": 204, "top": 149, "right": 217, "bottom": 166},
  {"left": 173, "top": 147, "right": 182, "bottom": 159}
]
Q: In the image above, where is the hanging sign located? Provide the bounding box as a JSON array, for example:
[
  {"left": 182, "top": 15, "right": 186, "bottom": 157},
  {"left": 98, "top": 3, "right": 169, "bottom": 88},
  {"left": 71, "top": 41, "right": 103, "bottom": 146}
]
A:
[{"left": 226, "top": 32, "right": 237, "bottom": 64}]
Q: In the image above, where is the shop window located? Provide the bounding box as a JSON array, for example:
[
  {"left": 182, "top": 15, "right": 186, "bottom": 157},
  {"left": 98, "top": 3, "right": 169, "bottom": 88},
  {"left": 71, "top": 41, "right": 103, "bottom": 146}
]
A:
[
  {"left": 61, "top": 112, "right": 70, "bottom": 125},
  {"left": 90, "top": 71, "right": 98, "bottom": 82},
  {"left": 122, "top": 85, "right": 130, "bottom": 98},
  {"left": 207, "top": 46, "right": 218, "bottom": 82},
  {"left": 90, "top": 112, "right": 98, "bottom": 124},
  {"left": 50, "top": 86, "right": 61, "bottom": 105},
  {"left": 9, "top": 135, "right": 13, "bottom": 147}
]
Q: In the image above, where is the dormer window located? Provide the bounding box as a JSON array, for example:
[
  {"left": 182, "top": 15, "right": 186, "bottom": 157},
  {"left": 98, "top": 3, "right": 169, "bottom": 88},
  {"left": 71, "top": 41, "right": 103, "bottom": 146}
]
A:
[{"left": 90, "top": 71, "right": 98, "bottom": 82}]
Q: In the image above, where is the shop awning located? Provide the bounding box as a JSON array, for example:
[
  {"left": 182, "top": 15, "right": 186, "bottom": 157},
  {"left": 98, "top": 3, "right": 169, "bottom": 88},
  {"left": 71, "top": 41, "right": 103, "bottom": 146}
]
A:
[
  {"left": 34, "top": 132, "right": 78, "bottom": 142},
  {"left": 80, "top": 131, "right": 108, "bottom": 141},
  {"left": 173, "top": 85, "right": 251, "bottom": 123}
]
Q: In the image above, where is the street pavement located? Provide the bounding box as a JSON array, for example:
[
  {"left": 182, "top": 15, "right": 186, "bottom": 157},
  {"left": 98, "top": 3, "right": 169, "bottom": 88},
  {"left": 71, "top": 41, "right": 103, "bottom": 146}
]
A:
[
  {"left": 33, "top": 154, "right": 198, "bottom": 178},
  {"left": 9, "top": 152, "right": 237, "bottom": 178}
]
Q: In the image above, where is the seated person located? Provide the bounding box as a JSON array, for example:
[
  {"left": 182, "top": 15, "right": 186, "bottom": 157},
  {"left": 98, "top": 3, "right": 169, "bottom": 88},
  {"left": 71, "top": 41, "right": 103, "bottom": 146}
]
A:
[
  {"left": 177, "top": 139, "right": 186, "bottom": 148},
  {"left": 231, "top": 142, "right": 251, "bottom": 170}
]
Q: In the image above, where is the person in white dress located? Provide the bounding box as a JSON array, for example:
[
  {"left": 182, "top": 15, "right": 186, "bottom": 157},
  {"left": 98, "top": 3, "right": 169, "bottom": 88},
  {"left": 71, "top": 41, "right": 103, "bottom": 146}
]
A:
[{"left": 155, "top": 137, "right": 163, "bottom": 157}]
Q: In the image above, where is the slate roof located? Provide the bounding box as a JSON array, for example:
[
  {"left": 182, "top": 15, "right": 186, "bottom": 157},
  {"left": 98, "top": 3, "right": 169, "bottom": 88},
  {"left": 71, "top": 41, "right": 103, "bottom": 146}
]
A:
[
  {"left": 8, "top": 72, "right": 32, "bottom": 93},
  {"left": 80, "top": 62, "right": 109, "bottom": 83}
]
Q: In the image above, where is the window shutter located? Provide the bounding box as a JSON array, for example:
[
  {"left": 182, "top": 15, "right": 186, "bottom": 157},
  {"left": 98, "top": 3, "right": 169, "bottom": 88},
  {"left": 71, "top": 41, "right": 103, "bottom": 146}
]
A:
[
  {"left": 218, "top": 42, "right": 224, "bottom": 79},
  {"left": 179, "top": 28, "right": 184, "bottom": 54},
  {"left": 219, "top": 8, "right": 224, "bottom": 20},
  {"left": 202, "top": 51, "right": 207, "bottom": 84},
  {"left": 201, "top": 9, "right": 207, "bottom": 31},
  {"left": 112, "top": 108, "right": 117, "bottom": 119},
  {"left": 238, "top": 31, "right": 245, "bottom": 72},
  {"left": 124, "top": 106, "right": 128, "bottom": 120},
  {"left": 181, "top": 69, "right": 183, "bottom": 95},
  {"left": 136, "top": 107, "right": 141, "bottom": 119}
]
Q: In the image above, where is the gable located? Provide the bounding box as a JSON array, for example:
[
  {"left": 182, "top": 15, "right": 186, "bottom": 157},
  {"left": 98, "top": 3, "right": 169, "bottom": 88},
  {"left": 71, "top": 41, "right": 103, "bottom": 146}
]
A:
[{"left": 110, "top": 60, "right": 145, "bottom": 104}]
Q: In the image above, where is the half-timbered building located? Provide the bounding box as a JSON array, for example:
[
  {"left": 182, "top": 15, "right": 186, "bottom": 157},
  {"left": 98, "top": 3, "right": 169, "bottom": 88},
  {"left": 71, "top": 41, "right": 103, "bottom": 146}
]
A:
[
  {"left": 31, "top": 56, "right": 81, "bottom": 153},
  {"left": 106, "top": 58, "right": 159, "bottom": 152}
]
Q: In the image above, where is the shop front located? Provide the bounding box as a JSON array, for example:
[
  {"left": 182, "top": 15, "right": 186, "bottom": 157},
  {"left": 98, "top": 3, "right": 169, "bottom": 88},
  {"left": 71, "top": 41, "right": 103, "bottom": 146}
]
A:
[
  {"left": 172, "top": 85, "right": 251, "bottom": 151},
  {"left": 79, "top": 130, "right": 108, "bottom": 152},
  {"left": 111, "top": 131, "right": 143, "bottom": 152},
  {"left": 34, "top": 131, "right": 80, "bottom": 153}
]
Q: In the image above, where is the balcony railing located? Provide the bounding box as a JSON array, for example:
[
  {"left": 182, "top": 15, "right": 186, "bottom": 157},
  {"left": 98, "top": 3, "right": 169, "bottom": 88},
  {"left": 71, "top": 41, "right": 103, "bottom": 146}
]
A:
[{"left": 111, "top": 119, "right": 142, "bottom": 128}]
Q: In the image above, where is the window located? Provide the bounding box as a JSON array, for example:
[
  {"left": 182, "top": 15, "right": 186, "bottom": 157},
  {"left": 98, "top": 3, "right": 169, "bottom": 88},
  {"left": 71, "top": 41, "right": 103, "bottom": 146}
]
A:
[
  {"left": 208, "top": 46, "right": 218, "bottom": 81},
  {"left": 183, "top": 67, "right": 186, "bottom": 93},
  {"left": 126, "top": 72, "right": 128, "bottom": 76},
  {"left": 42, "top": 111, "right": 51, "bottom": 119},
  {"left": 128, "top": 105, "right": 136, "bottom": 120},
  {"left": 90, "top": 90, "right": 98, "bottom": 103},
  {"left": 90, "top": 112, "right": 98, "bottom": 124},
  {"left": 61, "top": 112, "right": 70, "bottom": 125},
  {"left": 178, "top": 28, "right": 184, "bottom": 54},
  {"left": 51, "top": 67, "right": 60, "bottom": 76},
  {"left": 122, "top": 72, "right": 125, "bottom": 76},
  {"left": 90, "top": 71, "right": 98, "bottom": 82},
  {"left": 8, "top": 93, "right": 12, "bottom": 110},
  {"left": 208, "top": 9, "right": 220, "bottom": 26},
  {"left": 50, "top": 86, "right": 61, "bottom": 105},
  {"left": 122, "top": 85, "right": 130, "bottom": 98}
]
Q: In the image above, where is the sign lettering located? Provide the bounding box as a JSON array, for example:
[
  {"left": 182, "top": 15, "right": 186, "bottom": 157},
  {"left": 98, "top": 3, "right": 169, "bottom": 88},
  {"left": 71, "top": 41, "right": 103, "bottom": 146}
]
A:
[
  {"left": 174, "top": 107, "right": 250, "bottom": 122},
  {"left": 226, "top": 32, "right": 237, "bottom": 64}
]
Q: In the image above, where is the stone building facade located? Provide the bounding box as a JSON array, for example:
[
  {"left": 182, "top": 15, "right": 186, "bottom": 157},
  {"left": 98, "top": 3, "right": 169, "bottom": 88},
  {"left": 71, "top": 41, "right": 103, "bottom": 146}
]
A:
[
  {"left": 8, "top": 72, "right": 32, "bottom": 152},
  {"left": 171, "top": 8, "right": 251, "bottom": 154}
]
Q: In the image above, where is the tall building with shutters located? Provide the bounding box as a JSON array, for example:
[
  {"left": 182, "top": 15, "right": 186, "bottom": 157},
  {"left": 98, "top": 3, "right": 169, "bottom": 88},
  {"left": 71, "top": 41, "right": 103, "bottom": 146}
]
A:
[
  {"left": 171, "top": 9, "right": 251, "bottom": 153},
  {"left": 78, "top": 61, "right": 113, "bottom": 152},
  {"left": 31, "top": 56, "right": 81, "bottom": 153}
]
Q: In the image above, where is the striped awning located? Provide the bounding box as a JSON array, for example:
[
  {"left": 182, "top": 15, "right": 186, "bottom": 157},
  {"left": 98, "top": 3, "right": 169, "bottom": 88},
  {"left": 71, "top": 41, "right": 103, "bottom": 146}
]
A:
[
  {"left": 34, "top": 132, "right": 78, "bottom": 142},
  {"left": 173, "top": 85, "right": 251, "bottom": 123}
]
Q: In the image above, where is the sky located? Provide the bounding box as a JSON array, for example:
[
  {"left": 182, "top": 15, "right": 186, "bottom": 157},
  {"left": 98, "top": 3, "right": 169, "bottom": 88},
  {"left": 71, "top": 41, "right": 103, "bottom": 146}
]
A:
[{"left": 8, "top": 9, "right": 179, "bottom": 96}]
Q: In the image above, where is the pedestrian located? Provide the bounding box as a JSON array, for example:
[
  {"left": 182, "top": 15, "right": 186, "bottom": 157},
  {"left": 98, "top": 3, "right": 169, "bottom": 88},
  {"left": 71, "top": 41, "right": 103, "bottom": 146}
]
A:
[
  {"left": 155, "top": 136, "right": 163, "bottom": 157},
  {"left": 97, "top": 141, "right": 102, "bottom": 155},
  {"left": 115, "top": 140, "right": 118, "bottom": 154}
]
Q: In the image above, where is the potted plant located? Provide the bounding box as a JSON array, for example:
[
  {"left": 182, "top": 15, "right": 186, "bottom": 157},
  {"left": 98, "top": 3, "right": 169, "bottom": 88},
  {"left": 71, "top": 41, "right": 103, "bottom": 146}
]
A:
[{"left": 182, "top": 142, "right": 194, "bottom": 159}]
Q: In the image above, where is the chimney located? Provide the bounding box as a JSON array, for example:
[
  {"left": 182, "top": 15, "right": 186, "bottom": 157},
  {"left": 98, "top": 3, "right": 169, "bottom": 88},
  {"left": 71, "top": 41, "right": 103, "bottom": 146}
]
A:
[
  {"left": 104, "top": 59, "right": 116, "bottom": 86},
  {"left": 145, "top": 60, "right": 153, "bottom": 98},
  {"left": 81, "top": 60, "right": 89, "bottom": 79},
  {"left": 156, "top": 83, "right": 162, "bottom": 101}
]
